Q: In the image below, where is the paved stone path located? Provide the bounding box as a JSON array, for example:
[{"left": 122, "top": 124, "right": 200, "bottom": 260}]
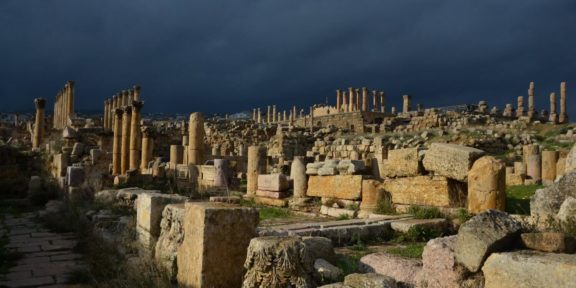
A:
[{"left": 0, "top": 212, "right": 86, "bottom": 288}]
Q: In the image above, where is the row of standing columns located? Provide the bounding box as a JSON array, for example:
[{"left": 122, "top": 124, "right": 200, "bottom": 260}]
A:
[
  {"left": 512, "top": 82, "right": 568, "bottom": 123},
  {"left": 252, "top": 106, "right": 302, "bottom": 125},
  {"left": 110, "top": 86, "right": 144, "bottom": 175},
  {"left": 52, "top": 81, "right": 75, "bottom": 129},
  {"left": 336, "top": 87, "right": 386, "bottom": 113}
]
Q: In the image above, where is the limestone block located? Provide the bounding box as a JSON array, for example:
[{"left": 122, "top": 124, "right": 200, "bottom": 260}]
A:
[
  {"left": 467, "top": 156, "right": 506, "bottom": 214},
  {"left": 359, "top": 253, "right": 421, "bottom": 287},
  {"left": 254, "top": 196, "right": 288, "bottom": 207},
  {"left": 177, "top": 202, "right": 259, "bottom": 288},
  {"left": 381, "top": 148, "right": 421, "bottom": 177},
  {"left": 337, "top": 160, "right": 365, "bottom": 175},
  {"left": 414, "top": 235, "right": 467, "bottom": 288},
  {"left": 382, "top": 176, "right": 466, "bottom": 207},
  {"left": 422, "top": 143, "right": 485, "bottom": 181},
  {"left": 455, "top": 210, "right": 522, "bottom": 272},
  {"left": 257, "top": 173, "right": 289, "bottom": 192},
  {"left": 136, "top": 192, "right": 187, "bottom": 251},
  {"left": 66, "top": 166, "right": 85, "bottom": 187},
  {"left": 557, "top": 196, "right": 576, "bottom": 222},
  {"left": 320, "top": 205, "right": 357, "bottom": 218},
  {"left": 307, "top": 175, "right": 363, "bottom": 200},
  {"left": 256, "top": 190, "right": 289, "bottom": 199},
  {"left": 566, "top": 143, "right": 576, "bottom": 173},
  {"left": 306, "top": 162, "right": 324, "bottom": 175},
  {"left": 520, "top": 232, "right": 576, "bottom": 253},
  {"left": 390, "top": 218, "right": 448, "bottom": 233},
  {"left": 482, "top": 250, "right": 576, "bottom": 288},
  {"left": 343, "top": 273, "right": 397, "bottom": 288},
  {"left": 154, "top": 204, "right": 185, "bottom": 280}
]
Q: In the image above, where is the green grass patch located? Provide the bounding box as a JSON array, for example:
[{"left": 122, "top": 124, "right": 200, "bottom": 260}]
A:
[
  {"left": 259, "top": 207, "right": 292, "bottom": 220},
  {"left": 407, "top": 206, "right": 445, "bottom": 219},
  {"left": 337, "top": 214, "right": 351, "bottom": 221},
  {"left": 456, "top": 208, "right": 473, "bottom": 223},
  {"left": 374, "top": 198, "right": 396, "bottom": 215},
  {"left": 506, "top": 185, "right": 543, "bottom": 215},
  {"left": 386, "top": 243, "right": 425, "bottom": 259},
  {"left": 394, "top": 226, "right": 443, "bottom": 243}
]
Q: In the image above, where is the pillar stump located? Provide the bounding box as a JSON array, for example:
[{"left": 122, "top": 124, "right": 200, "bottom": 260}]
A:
[
  {"left": 467, "top": 156, "right": 506, "bottom": 214},
  {"left": 32, "top": 98, "right": 46, "bottom": 149},
  {"left": 246, "top": 146, "right": 260, "bottom": 197},
  {"left": 541, "top": 150, "right": 559, "bottom": 185},
  {"left": 176, "top": 203, "right": 258, "bottom": 288}
]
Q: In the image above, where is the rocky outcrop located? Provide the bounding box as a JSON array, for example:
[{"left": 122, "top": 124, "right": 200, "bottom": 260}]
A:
[
  {"left": 382, "top": 176, "right": 466, "bottom": 207},
  {"left": 531, "top": 172, "right": 576, "bottom": 220},
  {"left": 557, "top": 196, "right": 576, "bottom": 222},
  {"left": 565, "top": 143, "right": 576, "bottom": 174},
  {"left": 455, "top": 210, "right": 522, "bottom": 272},
  {"left": 520, "top": 232, "right": 576, "bottom": 253},
  {"left": 415, "top": 236, "right": 468, "bottom": 288},
  {"left": 359, "top": 253, "right": 422, "bottom": 286},
  {"left": 482, "top": 250, "right": 576, "bottom": 288}
]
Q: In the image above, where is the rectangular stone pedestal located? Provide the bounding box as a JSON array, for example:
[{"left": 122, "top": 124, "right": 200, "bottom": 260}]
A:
[{"left": 177, "top": 202, "right": 259, "bottom": 288}]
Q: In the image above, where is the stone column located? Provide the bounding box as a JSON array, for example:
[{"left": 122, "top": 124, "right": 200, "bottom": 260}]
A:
[
  {"left": 336, "top": 89, "right": 341, "bottom": 112},
  {"left": 355, "top": 88, "right": 360, "bottom": 112},
  {"left": 170, "top": 145, "right": 184, "bottom": 167},
  {"left": 516, "top": 96, "right": 524, "bottom": 117},
  {"left": 277, "top": 112, "right": 281, "bottom": 123},
  {"left": 257, "top": 108, "right": 261, "bottom": 124},
  {"left": 348, "top": 87, "right": 354, "bottom": 112},
  {"left": 188, "top": 112, "right": 205, "bottom": 165},
  {"left": 246, "top": 145, "right": 260, "bottom": 197},
  {"left": 252, "top": 109, "right": 256, "bottom": 122},
  {"left": 468, "top": 156, "right": 506, "bottom": 213},
  {"left": 140, "top": 127, "right": 154, "bottom": 171},
  {"left": 372, "top": 90, "right": 378, "bottom": 112},
  {"left": 522, "top": 144, "right": 539, "bottom": 165},
  {"left": 283, "top": 110, "right": 287, "bottom": 122},
  {"left": 309, "top": 107, "right": 313, "bottom": 132},
  {"left": 130, "top": 100, "right": 143, "bottom": 171},
  {"left": 292, "top": 106, "right": 297, "bottom": 120},
  {"left": 362, "top": 87, "right": 368, "bottom": 111},
  {"left": 541, "top": 150, "right": 558, "bottom": 185},
  {"left": 391, "top": 106, "right": 397, "bottom": 114},
  {"left": 112, "top": 108, "right": 123, "bottom": 175},
  {"left": 549, "top": 92, "right": 558, "bottom": 123},
  {"left": 213, "top": 159, "right": 228, "bottom": 187},
  {"left": 342, "top": 91, "right": 347, "bottom": 112},
  {"left": 402, "top": 95, "right": 411, "bottom": 113},
  {"left": 32, "top": 98, "right": 46, "bottom": 149},
  {"left": 52, "top": 98, "right": 57, "bottom": 130},
  {"left": 103, "top": 100, "right": 109, "bottom": 129},
  {"left": 121, "top": 106, "right": 132, "bottom": 174},
  {"left": 67, "top": 80, "right": 75, "bottom": 118},
  {"left": 527, "top": 81, "right": 535, "bottom": 119},
  {"left": 559, "top": 81, "right": 568, "bottom": 123},
  {"left": 267, "top": 106, "right": 271, "bottom": 124},
  {"left": 291, "top": 156, "right": 307, "bottom": 199},
  {"left": 111, "top": 95, "right": 118, "bottom": 129},
  {"left": 380, "top": 91, "right": 385, "bottom": 113},
  {"left": 133, "top": 85, "right": 141, "bottom": 101},
  {"left": 272, "top": 105, "right": 277, "bottom": 123},
  {"left": 526, "top": 154, "right": 542, "bottom": 183}
]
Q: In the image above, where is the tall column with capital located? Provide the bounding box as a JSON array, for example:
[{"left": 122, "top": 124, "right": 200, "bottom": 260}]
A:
[
  {"left": 336, "top": 89, "right": 341, "bottom": 112},
  {"left": 372, "top": 90, "right": 378, "bottom": 112},
  {"left": 549, "top": 92, "right": 557, "bottom": 123},
  {"left": 267, "top": 106, "right": 271, "bottom": 124},
  {"left": 342, "top": 91, "right": 347, "bottom": 112},
  {"left": 380, "top": 92, "right": 386, "bottom": 113},
  {"left": 348, "top": 87, "right": 354, "bottom": 112},
  {"left": 140, "top": 126, "right": 154, "bottom": 171},
  {"left": 112, "top": 108, "right": 123, "bottom": 175},
  {"left": 402, "top": 95, "right": 411, "bottom": 113},
  {"left": 559, "top": 81, "right": 568, "bottom": 123},
  {"left": 121, "top": 106, "right": 132, "bottom": 174},
  {"left": 32, "top": 98, "right": 46, "bottom": 149},
  {"left": 527, "top": 82, "right": 535, "bottom": 119},
  {"left": 130, "top": 100, "right": 143, "bottom": 170},
  {"left": 516, "top": 96, "right": 525, "bottom": 117},
  {"left": 272, "top": 105, "right": 277, "bottom": 123},
  {"left": 355, "top": 88, "right": 360, "bottom": 112},
  {"left": 362, "top": 87, "right": 368, "bottom": 111}
]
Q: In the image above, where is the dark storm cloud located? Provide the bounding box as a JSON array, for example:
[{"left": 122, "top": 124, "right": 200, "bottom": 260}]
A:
[{"left": 1, "top": 0, "right": 575, "bottom": 119}]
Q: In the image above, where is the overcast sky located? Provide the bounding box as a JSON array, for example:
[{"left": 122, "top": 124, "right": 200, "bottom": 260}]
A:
[{"left": 1, "top": 0, "right": 575, "bottom": 119}]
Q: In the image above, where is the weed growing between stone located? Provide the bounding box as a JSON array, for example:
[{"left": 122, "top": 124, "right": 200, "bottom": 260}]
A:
[
  {"left": 259, "top": 207, "right": 292, "bottom": 220},
  {"left": 505, "top": 185, "right": 543, "bottom": 215},
  {"left": 407, "top": 206, "right": 445, "bottom": 219},
  {"left": 386, "top": 243, "right": 425, "bottom": 258}
]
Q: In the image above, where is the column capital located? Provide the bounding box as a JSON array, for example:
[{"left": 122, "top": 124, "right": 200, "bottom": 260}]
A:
[{"left": 34, "top": 98, "right": 46, "bottom": 109}]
